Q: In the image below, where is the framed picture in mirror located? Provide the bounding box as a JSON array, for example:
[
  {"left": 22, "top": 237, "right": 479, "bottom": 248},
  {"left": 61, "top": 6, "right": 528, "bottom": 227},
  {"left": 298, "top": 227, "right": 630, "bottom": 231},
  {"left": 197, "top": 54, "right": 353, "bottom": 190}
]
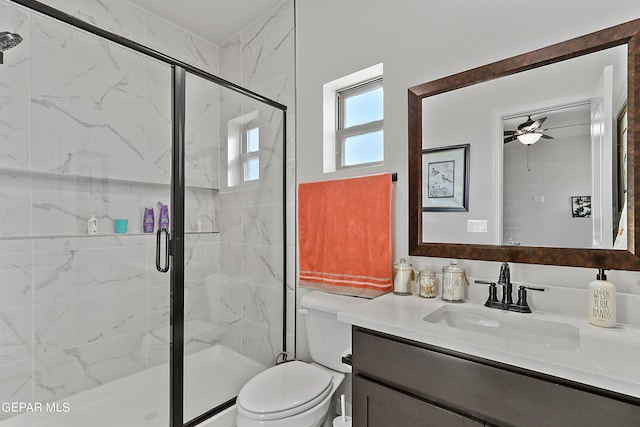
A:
[
  {"left": 422, "top": 144, "right": 469, "bottom": 212},
  {"left": 571, "top": 196, "right": 592, "bottom": 218}
]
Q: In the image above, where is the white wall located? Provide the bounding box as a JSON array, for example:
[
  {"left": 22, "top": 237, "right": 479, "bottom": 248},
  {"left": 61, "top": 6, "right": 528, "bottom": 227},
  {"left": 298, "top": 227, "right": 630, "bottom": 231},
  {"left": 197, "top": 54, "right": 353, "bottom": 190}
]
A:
[
  {"left": 503, "top": 135, "right": 593, "bottom": 248},
  {"left": 295, "top": 0, "right": 640, "bottom": 347}
]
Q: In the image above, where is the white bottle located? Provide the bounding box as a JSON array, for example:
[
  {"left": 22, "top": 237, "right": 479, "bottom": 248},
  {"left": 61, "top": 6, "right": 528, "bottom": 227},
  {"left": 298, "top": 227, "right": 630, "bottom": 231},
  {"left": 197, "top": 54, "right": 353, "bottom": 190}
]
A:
[
  {"left": 587, "top": 269, "right": 616, "bottom": 327},
  {"left": 88, "top": 215, "right": 98, "bottom": 235}
]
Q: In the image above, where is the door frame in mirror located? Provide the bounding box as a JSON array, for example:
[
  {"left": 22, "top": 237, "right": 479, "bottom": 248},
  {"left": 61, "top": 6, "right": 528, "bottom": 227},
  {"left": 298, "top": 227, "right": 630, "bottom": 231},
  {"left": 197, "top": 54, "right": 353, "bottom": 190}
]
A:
[{"left": 408, "top": 19, "right": 640, "bottom": 270}]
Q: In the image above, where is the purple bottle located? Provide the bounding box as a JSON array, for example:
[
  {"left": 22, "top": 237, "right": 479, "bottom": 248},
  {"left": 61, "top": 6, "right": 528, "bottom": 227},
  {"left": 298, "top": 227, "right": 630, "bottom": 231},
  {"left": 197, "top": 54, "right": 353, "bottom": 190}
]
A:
[
  {"left": 143, "top": 204, "right": 154, "bottom": 233},
  {"left": 158, "top": 202, "right": 169, "bottom": 230}
]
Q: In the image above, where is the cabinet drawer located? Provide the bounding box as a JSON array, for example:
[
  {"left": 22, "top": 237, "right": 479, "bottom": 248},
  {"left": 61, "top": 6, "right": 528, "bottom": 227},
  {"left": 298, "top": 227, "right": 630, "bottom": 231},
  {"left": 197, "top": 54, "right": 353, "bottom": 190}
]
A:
[
  {"left": 353, "top": 327, "right": 640, "bottom": 427},
  {"left": 353, "top": 375, "right": 483, "bottom": 427}
]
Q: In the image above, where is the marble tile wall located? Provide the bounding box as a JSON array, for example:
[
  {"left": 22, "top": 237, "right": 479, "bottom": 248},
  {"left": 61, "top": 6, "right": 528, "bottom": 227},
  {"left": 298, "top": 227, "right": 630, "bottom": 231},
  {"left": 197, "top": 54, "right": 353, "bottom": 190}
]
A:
[
  {"left": 0, "top": 0, "right": 294, "bottom": 416},
  {"left": 0, "top": 0, "right": 235, "bottom": 415},
  {"left": 217, "top": 0, "right": 295, "bottom": 366}
]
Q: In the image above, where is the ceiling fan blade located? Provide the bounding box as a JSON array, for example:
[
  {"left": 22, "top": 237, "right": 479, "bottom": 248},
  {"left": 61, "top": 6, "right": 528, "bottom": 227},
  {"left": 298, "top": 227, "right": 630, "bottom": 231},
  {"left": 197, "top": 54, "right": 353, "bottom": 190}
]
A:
[
  {"left": 518, "top": 115, "right": 547, "bottom": 131},
  {"left": 504, "top": 130, "right": 516, "bottom": 136},
  {"left": 517, "top": 117, "right": 535, "bottom": 130},
  {"left": 530, "top": 116, "right": 547, "bottom": 129},
  {"left": 504, "top": 135, "right": 518, "bottom": 143},
  {"left": 540, "top": 134, "right": 554, "bottom": 139}
]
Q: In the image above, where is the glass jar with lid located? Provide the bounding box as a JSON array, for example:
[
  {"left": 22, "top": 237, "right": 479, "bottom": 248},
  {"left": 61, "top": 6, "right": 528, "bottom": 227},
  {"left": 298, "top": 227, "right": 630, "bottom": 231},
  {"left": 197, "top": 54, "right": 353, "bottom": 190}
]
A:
[
  {"left": 393, "top": 258, "right": 413, "bottom": 295},
  {"left": 441, "top": 260, "right": 467, "bottom": 302},
  {"left": 418, "top": 268, "right": 437, "bottom": 298}
]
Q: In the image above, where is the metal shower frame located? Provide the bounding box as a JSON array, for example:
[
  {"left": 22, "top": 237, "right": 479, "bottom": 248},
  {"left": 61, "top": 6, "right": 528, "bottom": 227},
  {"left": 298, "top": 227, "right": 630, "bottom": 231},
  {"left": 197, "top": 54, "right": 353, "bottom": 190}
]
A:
[{"left": 7, "top": 1, "right": 288, "bottom": 426}]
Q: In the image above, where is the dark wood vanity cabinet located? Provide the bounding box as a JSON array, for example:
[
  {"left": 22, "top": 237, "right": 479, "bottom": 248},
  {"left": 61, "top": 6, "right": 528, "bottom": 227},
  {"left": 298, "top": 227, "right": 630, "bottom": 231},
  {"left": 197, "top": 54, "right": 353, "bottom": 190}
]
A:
[
  {"left": 353, "top": 375, "right": 482, "bottom": 426},
  {"left": 351, "top": 327, "right": 640, "bottom": 427}
]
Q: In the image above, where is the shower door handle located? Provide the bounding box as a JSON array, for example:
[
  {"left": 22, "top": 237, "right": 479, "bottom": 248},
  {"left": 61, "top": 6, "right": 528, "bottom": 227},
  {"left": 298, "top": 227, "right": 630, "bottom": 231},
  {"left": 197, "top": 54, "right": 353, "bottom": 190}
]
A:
[{"left": 156, "top": 228, "right": 170, "bottom": 273}]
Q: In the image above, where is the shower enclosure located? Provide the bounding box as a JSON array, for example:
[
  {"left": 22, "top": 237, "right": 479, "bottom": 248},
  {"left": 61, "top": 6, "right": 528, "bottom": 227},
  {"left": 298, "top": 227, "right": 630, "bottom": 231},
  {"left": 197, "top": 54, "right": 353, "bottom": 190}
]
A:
[{"left": 0, "top": 1, "right": 287, "bottom": 426}]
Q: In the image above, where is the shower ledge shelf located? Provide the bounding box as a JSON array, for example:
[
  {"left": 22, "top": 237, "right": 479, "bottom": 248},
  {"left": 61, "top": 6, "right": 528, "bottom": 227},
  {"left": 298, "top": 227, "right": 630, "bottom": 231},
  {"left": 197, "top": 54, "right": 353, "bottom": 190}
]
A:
[
  {"left": 0, "top": 167, "right": 219, "bottom": 191},
  {"left": 0, "top": 231, "right": 220, "bottom": 241}
]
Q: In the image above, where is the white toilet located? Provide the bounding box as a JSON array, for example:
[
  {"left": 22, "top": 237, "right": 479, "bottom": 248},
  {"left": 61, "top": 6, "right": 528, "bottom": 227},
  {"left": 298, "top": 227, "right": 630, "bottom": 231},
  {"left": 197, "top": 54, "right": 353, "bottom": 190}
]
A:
[{"left": 236, "top": 290, "right": 366, "bottom": 427}]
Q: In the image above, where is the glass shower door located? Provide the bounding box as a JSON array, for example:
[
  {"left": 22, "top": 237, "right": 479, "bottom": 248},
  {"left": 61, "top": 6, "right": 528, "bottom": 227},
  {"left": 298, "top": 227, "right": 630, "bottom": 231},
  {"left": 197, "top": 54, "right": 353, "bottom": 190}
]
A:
[
  {"left": 180, "top": 72, "right": 286, "bottom": 424},
  {"left": 0, "top": 2, "right": 287, "bottom": 426},
  {"left": 0, "top": 3, "right": 173, "bottom": 426}
]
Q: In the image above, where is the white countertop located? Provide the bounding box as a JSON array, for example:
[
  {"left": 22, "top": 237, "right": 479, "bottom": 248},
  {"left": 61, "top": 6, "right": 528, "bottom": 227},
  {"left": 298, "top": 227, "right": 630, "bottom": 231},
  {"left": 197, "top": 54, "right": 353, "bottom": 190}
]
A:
[{"left": 337, "top": 293, "right": 640, "bottom": 400}]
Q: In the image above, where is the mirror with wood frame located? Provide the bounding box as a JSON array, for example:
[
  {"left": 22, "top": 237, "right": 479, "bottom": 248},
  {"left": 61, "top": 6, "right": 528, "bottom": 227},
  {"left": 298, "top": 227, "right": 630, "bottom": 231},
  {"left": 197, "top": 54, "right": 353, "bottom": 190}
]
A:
[{"left": 408, "top": 19, "right": 640, "bottom": 270}]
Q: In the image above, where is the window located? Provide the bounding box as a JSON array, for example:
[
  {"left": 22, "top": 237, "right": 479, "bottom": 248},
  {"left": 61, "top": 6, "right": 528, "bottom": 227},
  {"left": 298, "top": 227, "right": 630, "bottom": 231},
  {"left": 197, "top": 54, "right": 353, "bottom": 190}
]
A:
[
  {"left": 227, "top": 110, "right": 259, "bottom": 187},
  {"left": 322, "top": 63, "right": 383, "bottom": 173},
  {"left": 336, "top": 77, "right": 384, "bottom": 168},
  {"left": 243, "top": 126, "right": 260, "bottom": 181}
]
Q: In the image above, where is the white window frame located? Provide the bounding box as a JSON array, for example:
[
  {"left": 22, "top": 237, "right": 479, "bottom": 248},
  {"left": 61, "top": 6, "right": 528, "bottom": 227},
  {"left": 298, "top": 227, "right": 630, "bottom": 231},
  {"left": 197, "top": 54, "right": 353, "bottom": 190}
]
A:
[
  {"left": 322, "top": 63, "right": 384, "bottom": 173},
  {"left": 242, "top": 124, "right": 260, "bottom": 182},
  {"left": 227, "top": 110, "right": 259, "bottom": 187},
  {"left": 336, "top": 77, "right": 384, "bottom": 169}
]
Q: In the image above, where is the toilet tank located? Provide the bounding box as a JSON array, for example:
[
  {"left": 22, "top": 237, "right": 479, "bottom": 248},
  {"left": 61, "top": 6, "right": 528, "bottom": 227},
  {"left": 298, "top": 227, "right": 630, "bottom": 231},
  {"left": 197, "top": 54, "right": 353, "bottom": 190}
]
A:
[{"left": 300, "top": 291, "right": 367, "bottom": 372}]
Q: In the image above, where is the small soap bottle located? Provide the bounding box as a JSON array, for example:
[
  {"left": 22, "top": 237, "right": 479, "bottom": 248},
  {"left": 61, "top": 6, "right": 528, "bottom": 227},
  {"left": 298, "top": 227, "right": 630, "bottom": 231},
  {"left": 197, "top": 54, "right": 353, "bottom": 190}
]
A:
[
  {"left": 158, "top": 202, "right": 169, "bottom": 230},
  {"left": 87, "top": 215, "right": 98, "bottom": 234},
  {"left": 587, "top": 268, "right": 616, "bottom": 327},
  {"left": 143, "top": 203, "right": 154, "bottom": 233}
]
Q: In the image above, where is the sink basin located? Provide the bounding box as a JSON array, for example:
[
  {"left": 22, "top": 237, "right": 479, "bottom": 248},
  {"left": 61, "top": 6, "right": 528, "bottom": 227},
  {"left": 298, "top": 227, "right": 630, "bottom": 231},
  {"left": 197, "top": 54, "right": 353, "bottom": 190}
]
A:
[{"left": 424, "top": 305, "right": 580, "bottom": 350}]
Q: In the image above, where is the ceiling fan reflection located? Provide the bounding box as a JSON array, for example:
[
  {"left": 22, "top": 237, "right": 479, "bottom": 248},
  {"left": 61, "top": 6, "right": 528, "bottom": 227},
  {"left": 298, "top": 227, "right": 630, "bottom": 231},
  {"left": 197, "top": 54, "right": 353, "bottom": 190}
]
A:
[{"left": 503, "top": 115, "right": 553, "bottom": 145}]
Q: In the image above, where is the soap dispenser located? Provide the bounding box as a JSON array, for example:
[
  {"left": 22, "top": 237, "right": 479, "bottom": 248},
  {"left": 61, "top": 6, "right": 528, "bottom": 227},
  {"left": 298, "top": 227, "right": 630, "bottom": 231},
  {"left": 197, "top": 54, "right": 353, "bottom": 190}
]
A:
[{"left": 587, "top": 268, "right": 616, "bottom": 328}]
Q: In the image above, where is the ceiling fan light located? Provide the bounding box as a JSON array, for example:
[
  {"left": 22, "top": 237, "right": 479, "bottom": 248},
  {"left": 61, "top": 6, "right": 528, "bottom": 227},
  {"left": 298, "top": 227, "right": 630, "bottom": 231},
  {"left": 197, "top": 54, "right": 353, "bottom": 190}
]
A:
[{"left": 517, "top": 132, "right": 543, "bottom": 145}]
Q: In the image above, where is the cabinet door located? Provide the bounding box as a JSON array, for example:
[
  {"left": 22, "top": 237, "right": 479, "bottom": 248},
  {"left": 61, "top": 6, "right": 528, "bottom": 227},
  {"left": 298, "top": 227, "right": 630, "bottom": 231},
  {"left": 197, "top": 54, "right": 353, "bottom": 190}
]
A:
[
  {"left": 353, "top": 327, "right": 640, "bottom": 427},
  {"left": 353, "top": 375, "right": 483, "bottom": 427}
]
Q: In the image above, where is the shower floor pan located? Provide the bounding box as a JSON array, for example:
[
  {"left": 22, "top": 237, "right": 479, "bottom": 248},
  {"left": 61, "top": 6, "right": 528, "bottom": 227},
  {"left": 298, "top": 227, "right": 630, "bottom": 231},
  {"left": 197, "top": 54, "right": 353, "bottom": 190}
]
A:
[{"left": 1, "top": 344, "right": 266, "bottom": 427}]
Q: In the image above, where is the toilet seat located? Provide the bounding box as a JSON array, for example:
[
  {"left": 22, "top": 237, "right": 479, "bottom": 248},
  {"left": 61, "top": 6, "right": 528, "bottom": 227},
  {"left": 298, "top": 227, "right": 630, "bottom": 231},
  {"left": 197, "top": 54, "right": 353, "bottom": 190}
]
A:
[{"left": 237, "top": 361, "right": 333, "bottom": 421}]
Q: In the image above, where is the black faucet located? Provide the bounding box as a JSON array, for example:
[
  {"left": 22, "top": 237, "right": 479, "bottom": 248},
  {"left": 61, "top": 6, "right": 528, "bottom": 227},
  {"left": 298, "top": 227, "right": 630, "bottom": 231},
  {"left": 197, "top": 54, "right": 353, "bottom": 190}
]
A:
[
  {"left": 497, "top": 262, "right": 513, "bottom": 305},
  {"left": 474, "top": 262, "right": 545, "bottom": 313}
]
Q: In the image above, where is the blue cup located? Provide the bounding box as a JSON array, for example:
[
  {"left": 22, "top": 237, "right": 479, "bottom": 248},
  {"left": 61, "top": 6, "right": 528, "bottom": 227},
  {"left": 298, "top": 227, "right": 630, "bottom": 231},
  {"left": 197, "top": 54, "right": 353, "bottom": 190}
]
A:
[{"left": 114, "top": 219, "right": 128, "bottom": 234}]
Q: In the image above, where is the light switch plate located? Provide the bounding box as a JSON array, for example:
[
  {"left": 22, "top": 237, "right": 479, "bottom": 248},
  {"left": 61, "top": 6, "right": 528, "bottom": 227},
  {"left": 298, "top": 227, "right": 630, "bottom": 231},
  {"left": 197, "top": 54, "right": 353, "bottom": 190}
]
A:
[{"left": 467, "top": 220, "right": 488, "bottom": 233}]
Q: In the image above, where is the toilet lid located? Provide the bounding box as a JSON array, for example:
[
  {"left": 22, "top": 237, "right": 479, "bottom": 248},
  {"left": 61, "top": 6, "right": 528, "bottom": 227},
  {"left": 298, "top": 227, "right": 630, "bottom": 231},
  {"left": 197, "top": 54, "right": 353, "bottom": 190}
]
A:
[{"left": 237, "top": 361, "right": 333, "bottom": 420}]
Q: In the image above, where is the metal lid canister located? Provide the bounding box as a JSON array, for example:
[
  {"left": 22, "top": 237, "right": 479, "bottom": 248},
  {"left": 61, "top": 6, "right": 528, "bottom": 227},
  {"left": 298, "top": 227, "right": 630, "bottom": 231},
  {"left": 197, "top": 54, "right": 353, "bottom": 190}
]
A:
[
  {"left": 441, "top": 260, "right": 467, "bottom": 302},
  {"left": 393, "top": 258, "right": 413, "bottom": 295},
  {"left": 418, "top": 268, "right": 437, "bottom": 298}
]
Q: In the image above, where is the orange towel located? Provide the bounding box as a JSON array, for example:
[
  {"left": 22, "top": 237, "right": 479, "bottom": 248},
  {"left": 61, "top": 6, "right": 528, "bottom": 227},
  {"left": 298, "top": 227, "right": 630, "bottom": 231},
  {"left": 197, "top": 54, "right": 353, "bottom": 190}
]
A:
[{"left": 298, "top": 173, "right": 393, "bottom": 298}]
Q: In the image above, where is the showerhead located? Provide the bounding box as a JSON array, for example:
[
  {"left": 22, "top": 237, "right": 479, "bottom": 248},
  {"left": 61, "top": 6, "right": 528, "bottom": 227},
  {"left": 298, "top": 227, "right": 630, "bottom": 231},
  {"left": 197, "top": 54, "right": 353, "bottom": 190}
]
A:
[
  {"left": 0, "top": 32, "right": 23, "bottom": 52},
  {"left": 0, "top": 32, "right": 23, "bottom": 65}
]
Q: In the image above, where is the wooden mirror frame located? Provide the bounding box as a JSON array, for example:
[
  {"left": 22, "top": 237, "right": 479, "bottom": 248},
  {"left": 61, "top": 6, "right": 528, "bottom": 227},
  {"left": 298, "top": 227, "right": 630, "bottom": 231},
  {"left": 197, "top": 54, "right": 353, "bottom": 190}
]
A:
[{"left": 408, "top": 19, "right": 640, "bottom": 270}]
